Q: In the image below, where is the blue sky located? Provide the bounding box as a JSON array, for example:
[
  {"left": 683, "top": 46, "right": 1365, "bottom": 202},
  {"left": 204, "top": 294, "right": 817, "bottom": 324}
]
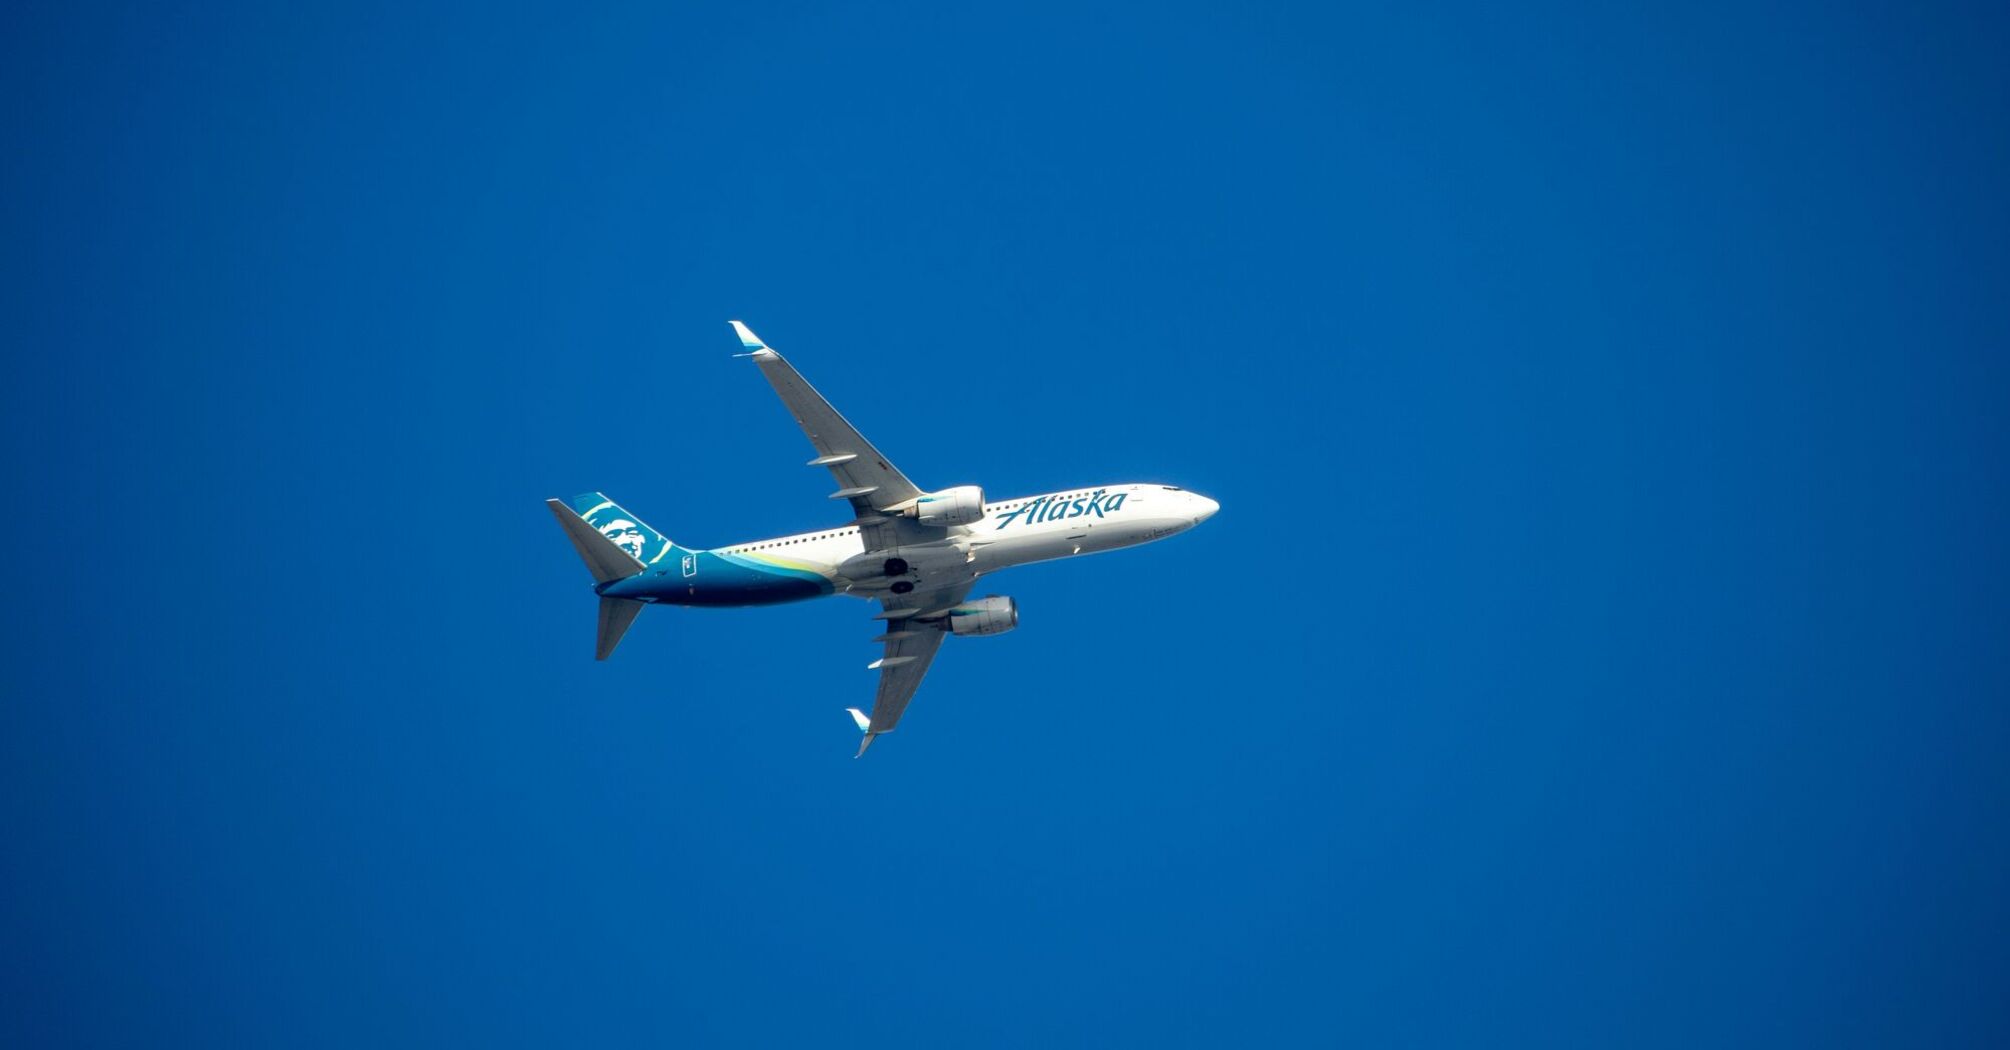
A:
[{"left": 4, "top": 2, "right": 2007, "bottom": 1046}]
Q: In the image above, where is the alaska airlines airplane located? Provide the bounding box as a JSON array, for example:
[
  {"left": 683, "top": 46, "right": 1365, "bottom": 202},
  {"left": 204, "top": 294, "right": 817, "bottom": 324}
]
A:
[{"left": 548, "top": 322, "right": 1219, "bottom": 755}]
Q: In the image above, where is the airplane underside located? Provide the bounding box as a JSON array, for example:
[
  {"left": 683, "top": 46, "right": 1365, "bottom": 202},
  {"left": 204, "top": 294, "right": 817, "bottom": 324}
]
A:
[{"left": 549, "top": 321, "right": 1217, "bottom": 754}]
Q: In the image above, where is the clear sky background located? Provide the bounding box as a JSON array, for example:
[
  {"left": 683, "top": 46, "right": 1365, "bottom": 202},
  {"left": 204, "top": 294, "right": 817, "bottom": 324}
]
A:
[{"left": 5, "top": 2, "right": 2008, "bottom": 1046}]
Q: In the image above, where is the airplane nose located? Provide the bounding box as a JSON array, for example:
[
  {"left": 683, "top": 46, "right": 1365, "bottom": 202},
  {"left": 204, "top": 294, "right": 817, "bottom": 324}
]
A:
[{"left": 1193, "top": 494, "right": 1220, "bottom": 523}]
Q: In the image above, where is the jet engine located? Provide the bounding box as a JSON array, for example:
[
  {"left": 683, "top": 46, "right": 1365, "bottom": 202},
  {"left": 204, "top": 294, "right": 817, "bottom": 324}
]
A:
[
  {"left": 908, "top": 485, "right": 986, "bottom": 527},
  {"left": 947, "top": 595, "right": 1018, "bottom": 637}
]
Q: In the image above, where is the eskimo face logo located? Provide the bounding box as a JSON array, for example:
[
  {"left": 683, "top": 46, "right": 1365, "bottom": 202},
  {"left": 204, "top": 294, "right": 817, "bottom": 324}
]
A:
[
  {"left": 577, "top": 498, "right": 671, "bottom": 564},
  {"left": 598, "top": 518, "right": 648, "bottom": 561},
  {"left": 994, "top": 488, "right": 1128, "bottom": 530}
]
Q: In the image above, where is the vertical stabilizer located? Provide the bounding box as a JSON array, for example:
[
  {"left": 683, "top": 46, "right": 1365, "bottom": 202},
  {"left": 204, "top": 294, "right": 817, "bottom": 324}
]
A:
[
  {"left": 547, "top": 499, "right": 646, "bottom": 584},
  {"left": 568, "top": 493, "right": 681, "bottom": 568}
]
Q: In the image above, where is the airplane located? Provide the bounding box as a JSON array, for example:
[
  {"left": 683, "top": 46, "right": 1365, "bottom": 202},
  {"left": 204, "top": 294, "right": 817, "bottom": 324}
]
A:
[{"left": 547, "top": 321, "right": 1219, "bottom": 756}]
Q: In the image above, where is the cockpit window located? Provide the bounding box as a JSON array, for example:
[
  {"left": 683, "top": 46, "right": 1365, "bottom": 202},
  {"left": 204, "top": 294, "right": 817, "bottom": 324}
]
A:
[{"left": 1163, "top": 485, "right": 1183, "bottom": 491}]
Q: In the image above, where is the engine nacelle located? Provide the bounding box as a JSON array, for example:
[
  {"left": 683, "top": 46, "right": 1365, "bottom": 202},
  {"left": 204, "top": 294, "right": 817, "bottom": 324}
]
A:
[
  {"left": 947, "top": 595, "right": 1018, "bottom": 637},
  {"left": 909, "top": 485, "right": 986, "bottom": 527}
]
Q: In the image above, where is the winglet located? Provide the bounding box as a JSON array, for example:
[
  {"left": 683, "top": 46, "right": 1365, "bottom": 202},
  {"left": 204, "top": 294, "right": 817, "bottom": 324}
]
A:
[
  {"left": 847, "top": 708, "right": 879, "bottom": 758},
  {"left": 728, "top": 320, "right": 771, "bottom": 355}
]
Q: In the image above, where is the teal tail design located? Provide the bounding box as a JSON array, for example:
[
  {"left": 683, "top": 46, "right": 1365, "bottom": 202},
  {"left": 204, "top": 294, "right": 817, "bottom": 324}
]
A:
[
  {"left": 553, "top": 492, "right": 694, "bottom": 660},
  {"left": 568, "top": 492, "right": 688, "bottom": 568}
]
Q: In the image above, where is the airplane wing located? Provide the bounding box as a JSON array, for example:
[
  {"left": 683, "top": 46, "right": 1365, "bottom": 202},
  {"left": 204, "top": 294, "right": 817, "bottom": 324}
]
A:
[
  {"left": 731, "top": 321, "right": 938, "bottom": 553},
  {"left": 848, "top": 580, "right": 974, "bottom": 756}
]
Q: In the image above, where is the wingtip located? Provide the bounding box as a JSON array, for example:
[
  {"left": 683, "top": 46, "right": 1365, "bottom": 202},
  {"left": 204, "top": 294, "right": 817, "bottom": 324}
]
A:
[
  {"left": 728, "top": 319, "right": 767, "bottom": 350},
  {"left": 847, "top": 708, "right": 878, "bottom": 757}
]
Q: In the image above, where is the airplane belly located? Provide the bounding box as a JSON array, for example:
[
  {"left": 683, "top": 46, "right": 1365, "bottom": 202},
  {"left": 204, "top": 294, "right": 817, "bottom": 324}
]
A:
[
  {"left": 836, "top": 542, "right": 977, "bottom": 596},
  {"left": 661, "top": 551, "right": 837, "bottom": 607},
  {"left": 972, "top": 530, "right": 1076, "bottom": 571}
]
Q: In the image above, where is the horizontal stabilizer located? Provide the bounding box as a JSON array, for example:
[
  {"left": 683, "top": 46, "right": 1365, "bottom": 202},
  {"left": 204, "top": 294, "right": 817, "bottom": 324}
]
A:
[
  {"left": 848, "top": 708, "right": 872, "bottom": 732},
  {"left": 598, "top": 597, "right": 645, "bottom": 661},
  {"left": 547, "top": 499, "right": 645, "bottom": 584}
]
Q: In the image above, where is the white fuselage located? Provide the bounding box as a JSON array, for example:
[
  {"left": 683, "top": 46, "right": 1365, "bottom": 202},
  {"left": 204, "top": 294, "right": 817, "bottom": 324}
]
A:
[{"left": 709, "top": 483, "right": 1219, "bottom": 597}]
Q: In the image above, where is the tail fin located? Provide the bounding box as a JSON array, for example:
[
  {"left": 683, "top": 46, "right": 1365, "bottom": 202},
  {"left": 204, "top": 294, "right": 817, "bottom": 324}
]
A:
[
  {"left": 547, "top": 499, "right": 646, "bottom": 584},
  {"left": 567, "top": 492, "right": 681, "bottom": 568},
  {"left": 549, "top": 493, "right": 686, "bottom": 661}
]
